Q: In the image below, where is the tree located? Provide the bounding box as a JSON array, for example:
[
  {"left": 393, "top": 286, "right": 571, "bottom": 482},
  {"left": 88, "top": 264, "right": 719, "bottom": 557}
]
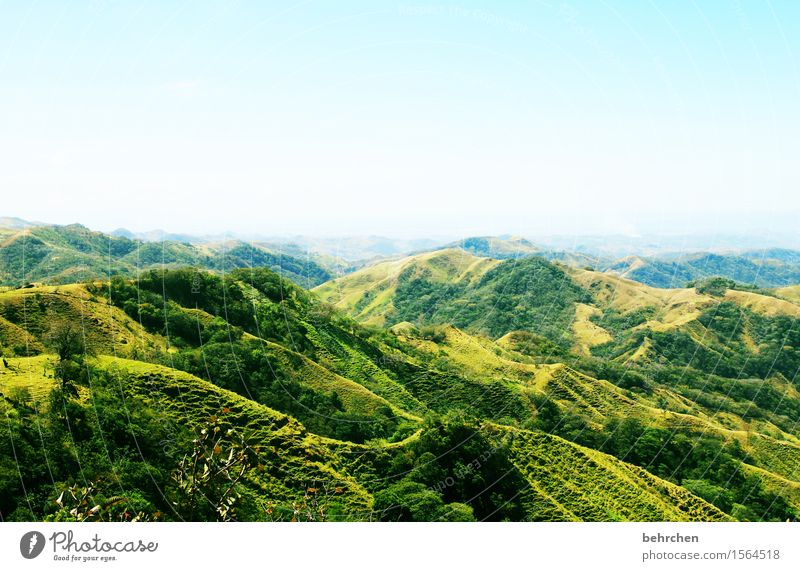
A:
[
  {"left": 44, "top": 320, "right": 92, "bottom": 392},
  {"left": 170, "top": 415, "right": 260, "bottom": 521},
  {"left": 49, "top": 482, "right": 155, "bottom": 522},
  {"left": 372, "top": 480, "right": 477, "bottom": 521}
]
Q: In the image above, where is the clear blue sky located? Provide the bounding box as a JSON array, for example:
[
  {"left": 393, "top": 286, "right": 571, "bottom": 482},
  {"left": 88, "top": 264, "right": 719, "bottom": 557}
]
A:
[{"left": 1, "top": 1, "right": 798, "bottom": 238}]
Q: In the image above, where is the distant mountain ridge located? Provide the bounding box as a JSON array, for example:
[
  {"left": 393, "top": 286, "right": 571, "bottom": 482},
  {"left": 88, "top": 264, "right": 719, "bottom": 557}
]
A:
[
  {"left": 444, "top": 235, "right": 541, "bottom": 259},
  {"left": 0, "top": 223, "right": 334, "bottom": 288},
  {"left": 265, "top": 235, "right": 452, "bottom": 261},
  {"left": 4, "top": 219, "right": 800, "bottom": 290},
  {"left": 433, "top": 236, "right": 800, "bottom": 289},
  {"left": 402, "top": 236, "right": 800, "bottom": 289},
  {"left": 0, "top": 216, "right": 43, "bottom": 229},
  {"left": 110, "top": 227, "right": 202, "bottom": 243},
  {"left": 603, "top": 251, "right": 800, "bottom": 288}
]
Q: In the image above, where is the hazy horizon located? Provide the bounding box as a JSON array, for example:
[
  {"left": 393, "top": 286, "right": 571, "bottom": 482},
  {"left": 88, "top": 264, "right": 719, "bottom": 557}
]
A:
[{"left": 4, "top": 214, "right": 800, "bottom": 257}]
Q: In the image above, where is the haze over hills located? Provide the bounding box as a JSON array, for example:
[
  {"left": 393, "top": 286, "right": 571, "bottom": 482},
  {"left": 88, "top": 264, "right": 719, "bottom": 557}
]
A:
[
  {"left": 4, "top": 217, "right": 800, "bottom": 291},
  {"left": 0, "top": 222, "right": 335, "bottom": 289},
  {"left": 0, "top": 217, "right": 43, "bottom": 230},
  {"left": 443, "top": 236, "right": 541, "bottom": 259},
  {"left": 603, "top": 251, "right": 800, "bottom": 289},
  {"left": 110, "top": 227, "right": 205, "bottom": 244},
  {"left": 533, "top": 233, "right": 800, "bottom": 258},
  {"left": 263, "top": 235, "right": 452, "bottom": 262},
  {"left": 437, "top": 238, "right": 800, "bottom": 289}
]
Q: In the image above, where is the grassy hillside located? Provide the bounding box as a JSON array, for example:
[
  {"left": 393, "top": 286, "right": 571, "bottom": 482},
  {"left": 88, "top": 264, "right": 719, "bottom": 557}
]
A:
[
  {"left": 0, "top": 224, "right": 333, "bottom": 288},
  {"left": 0, "top": 283, "right": 166, "bottom": 358},
  {"left": 317, "top": 251, "right": 587, "bottom": 343},
  {"left": 484, "top": 424, "right": 729, "bottom": 521},
  {"left": 2, "top": 262, "right": 799, "bottom": 522},
  {"left": 446, "top": 236, "right": 541, "bottom": 259},
  {"left": 312, "top": 254, "right": 800, "bottom": 521},
  {"left": 605, "top": 251, "right": 800, "bottom": 289},
  {"left": 775, "top": 285, "right": 800, "bottom": 304},
  {"left": 576, "top": 273, "right": 800, "bottom": 381},
  {"left": 430, "top": 236, "right": 800, "bottom": 290},
  {"left": 1, "top": 353, "right": 731, "bottom": 522},
  {"left": 371, "top": 321, "right": 800, "bottom": 520},
  {"left": 317, "top": 249, "right": 800, "bottom": 382},
  {"left": 314, "top": 249, "right": 500, "bottom": 326}
]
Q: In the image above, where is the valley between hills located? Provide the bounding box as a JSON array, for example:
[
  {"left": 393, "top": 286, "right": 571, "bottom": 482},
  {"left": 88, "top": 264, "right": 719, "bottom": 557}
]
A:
[{"left": 2, "top": 223, "right": 800, "bottom": 521}]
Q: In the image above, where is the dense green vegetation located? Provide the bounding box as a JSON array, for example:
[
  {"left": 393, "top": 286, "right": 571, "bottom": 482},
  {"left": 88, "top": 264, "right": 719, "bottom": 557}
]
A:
[
  {"left": 392, "top": 256, "right": 589, "bottom": 342},
  {"left": 591, "top": 300, "right": 800, "bottom": 381},
  {"left": 606, "top": 252, "right": 800, "bottom": 289},
  {"left": 2, "top": 251, "right": 800, "bottom": 522},
  {"left": 373, "top": 415, "right": 527, "bottom": 521},
  {"left": 0, "top": 224, "right": 333, "bottom": 288},
  {"left": 0, "top": 368, "right": 186, "bottom": 521}
]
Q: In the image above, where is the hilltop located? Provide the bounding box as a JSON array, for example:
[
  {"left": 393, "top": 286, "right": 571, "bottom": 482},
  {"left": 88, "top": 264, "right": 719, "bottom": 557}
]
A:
[
  {"left": 316, "top": 248, "right": 591, "bottom": 342},
  {"left": 445, "top": 236, "right": 541, "bottom": 259},
  {"left": 314, "top": 248, "right": 500, "bottom": 326}
]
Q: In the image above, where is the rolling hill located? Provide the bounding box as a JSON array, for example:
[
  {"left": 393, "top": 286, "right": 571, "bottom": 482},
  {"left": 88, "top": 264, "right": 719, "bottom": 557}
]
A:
[
  {"left": 428, "top": 235, "right": 800, "bottom": 289},
  {"left": 0, "top": 223, "right": 335, "bottom": 289},
  {"left": 776, "top": 285, "right": 800, "bottom": 304},
  {"left": 445, "top": 236, "right": 541, "bottom": 259},
  {"left": 319, "top": 249, "right": 800, "bottom": 374},
  {"left": 316, "top": 249, "right": 592, "bottom": 342},
  {"left": 314, "top": 248, "right": 501, "bottom": 326},
  {"left": 313, "top": 249, "right": 800, "bottom": 520},
  {"left": 603, "top": 251, "right": 800, "bottom": 289},
  {"left": 2, "top": 247, "right": 800, "bottom": 521}
]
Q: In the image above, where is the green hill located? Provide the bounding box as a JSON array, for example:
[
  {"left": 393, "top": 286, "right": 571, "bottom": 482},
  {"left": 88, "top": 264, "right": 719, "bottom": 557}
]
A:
[
  {"left": 445, "top": 236, "right": 541, "bottom": 259},
  {"left": 0, "top": 352, "right": 730, "bottom": 522},
  {"left": 316, "top": 250, "right": 586, "bottom": 342},
  {"left": 0, "top": 224, "right": 333, "bottom": 288},
  {"left": 2, "top": 261, "right": 799, "bottom": 522},
  {"left": 605, "top": 251, "right": 800, "bottom": 289},
  {"left": 319, "top": 249, "right": 800, "bottom": 380},
  {"left": 314, "top": 248, "right": 500, "bottom": 326}
]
